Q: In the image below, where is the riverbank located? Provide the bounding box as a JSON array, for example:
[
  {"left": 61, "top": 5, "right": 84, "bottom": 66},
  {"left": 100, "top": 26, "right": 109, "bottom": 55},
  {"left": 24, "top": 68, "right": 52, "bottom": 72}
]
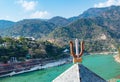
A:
[
  {"left": 0, "top": 63, "right": 72, "bottom": 82},
  {"left": 0, "top": 57, "right": 71, "bottom": 78},
  {"left": 88, "top": 52, "right": 117, "bottom": 55},
  {"left": 1, "top": 54, "right": 120, "bottom": 82},
  {"left": 0, "top": 52, "right": 117, "bottom": 78},
  {"left": 114, "top": 55, "right": 120, "bottom": 63}
]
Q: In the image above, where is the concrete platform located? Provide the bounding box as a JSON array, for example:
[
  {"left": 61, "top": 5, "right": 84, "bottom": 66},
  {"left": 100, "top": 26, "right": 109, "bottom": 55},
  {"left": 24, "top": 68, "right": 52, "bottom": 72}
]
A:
[{"left": 53, "top": 63, "right": 106, "bottom": 82}]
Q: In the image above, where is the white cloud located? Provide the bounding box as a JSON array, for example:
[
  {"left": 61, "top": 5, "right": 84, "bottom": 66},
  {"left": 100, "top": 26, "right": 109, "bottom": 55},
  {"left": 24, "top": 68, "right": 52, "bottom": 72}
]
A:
[
  {"left": 18, "top": 0, "right": 37, "bottom": 11},
  {"left": 94, "top": 0, "right": 120, "bottom": 8},
  {"left": 30, "top": 11, "right": 50, "bottom": 18}
]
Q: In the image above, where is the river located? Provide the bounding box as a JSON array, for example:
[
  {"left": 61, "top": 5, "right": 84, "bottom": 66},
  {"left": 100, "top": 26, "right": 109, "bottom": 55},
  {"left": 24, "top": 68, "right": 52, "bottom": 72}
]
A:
[{"left": 1, "top": 54, "right": 120, "bottom": 82}]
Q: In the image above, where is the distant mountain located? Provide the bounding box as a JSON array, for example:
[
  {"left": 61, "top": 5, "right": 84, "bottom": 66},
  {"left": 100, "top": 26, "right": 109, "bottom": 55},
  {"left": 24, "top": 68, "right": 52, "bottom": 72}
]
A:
[
  {"left": 0, "top": 20, "right": 15, "bottom": 30},
  {"left": 48, "top": 17, "right": 117, "bottom": 52},
  {"left": 1, "top": 6, "right": 120, "bottom": 51},
  {"left": 48, "top": 6, "right": 120, "bottom": 51},
  {"left": 88, "top": 6, "right": 120, "bottom": 40},
  {"left": 49, "top": 6, "right": 120, "bottom": 39},
  {"left": 79, "top": 8, "right": 107, "bottom": 18},
  {"left": 68, "top": 7, "right": 107, "bottom": 22},
  {"left": 69, "top": 6, "right": 120, "bottom": 22},
  {"left": 1, "top": 19, "right": 56, "bottom": 38},
  {"left": 68, "top": 16, "right": 79, "bottom": 22},
  {"left": 48, "top": 16, "right": 70, "bottom": 26},
  {"left": 49, "top": 18, "right": 109, "bottom": 40}
]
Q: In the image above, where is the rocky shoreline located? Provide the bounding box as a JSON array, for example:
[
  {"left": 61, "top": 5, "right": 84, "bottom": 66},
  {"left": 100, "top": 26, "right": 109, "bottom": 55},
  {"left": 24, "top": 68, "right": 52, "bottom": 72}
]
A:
[
  {"left": 114, "top": 55, "right": 120, "bottom": 63},
  {"left": 89, "top": 52, "right": 117, "bottom": 55},
  {"left": 0, "top": 58, "right": 71, "bottom": 78},
  {"left": 1, "top": 52, "right": 118, "bottom": 78}
]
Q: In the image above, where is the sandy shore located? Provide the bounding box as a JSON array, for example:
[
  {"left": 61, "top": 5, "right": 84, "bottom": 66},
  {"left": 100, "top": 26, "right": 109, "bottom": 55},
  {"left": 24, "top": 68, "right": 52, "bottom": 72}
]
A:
[
  {"left": 114, "top": 55, "right": 120, "bottom": 63},
  {"left": 89, "top": 52, "right": 117, "bottom": 55}
]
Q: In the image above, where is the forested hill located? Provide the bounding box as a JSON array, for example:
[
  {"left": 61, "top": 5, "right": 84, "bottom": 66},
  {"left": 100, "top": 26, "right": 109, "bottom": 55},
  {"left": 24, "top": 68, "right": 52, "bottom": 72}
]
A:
[
  {"left": 69, "top": 5, "right": 120, "bottom": 21},
  {"left": 0, "top": 20, "right": 15, "bottom": 30},
  {"left": 0, "top": 19, "right": 57, "bottom": 38},
  {"left": 48, "top": 16, "right": 70, "bottom": 26},
  {"left": 49, "top": 6, "right": 120, "bottom": 40},
  {"left": 48, "top": 18, "right": 108, "bottom": 40},
  {"left": 48, "top": 6, "right": 120, "bottom": 52},
  {"left": 0, "top": 6, "right": 120, "bottom": 52}
]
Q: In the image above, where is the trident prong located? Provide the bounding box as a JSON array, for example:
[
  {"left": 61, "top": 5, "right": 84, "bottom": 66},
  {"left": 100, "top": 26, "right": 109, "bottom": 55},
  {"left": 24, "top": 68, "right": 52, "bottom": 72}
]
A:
[
  {"left": 70, "top": 41, "right": 77, "bottom": 58},
  {"left": 79, "top": 41, "right": 84, "bottom": 57},
  {"left": 70, "top": 40, "right": 84, "bottom": 63}
]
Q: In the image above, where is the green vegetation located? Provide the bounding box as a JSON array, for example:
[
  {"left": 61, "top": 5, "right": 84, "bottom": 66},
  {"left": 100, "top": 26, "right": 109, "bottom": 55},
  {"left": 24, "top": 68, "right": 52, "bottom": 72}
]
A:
[
  {"left": 0, "top": 20, "right": 14, "bottom": 30},
  {"left": 47, "top": 6, "right": 120, "bottom": 52},
  {"left": 48, "top": 18, "right": 117, "bottom": 52},
  {"left": 0, "top": 37, "right": 67, "bottom": 63},
  {"left": 48, "top": 16, "right": 70, "bottom": 26},
  {"left": 0, "top": 19, "right": 57, "bottom": 38},
  {"left": 0, "top": 6, "right": 120, "bottom": 54}
]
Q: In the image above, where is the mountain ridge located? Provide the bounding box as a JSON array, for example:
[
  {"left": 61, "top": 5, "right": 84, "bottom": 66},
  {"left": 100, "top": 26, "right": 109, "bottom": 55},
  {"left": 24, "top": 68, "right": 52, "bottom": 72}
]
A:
[{"left": 0, "top": 6, "right": 120, "bottom": 51}]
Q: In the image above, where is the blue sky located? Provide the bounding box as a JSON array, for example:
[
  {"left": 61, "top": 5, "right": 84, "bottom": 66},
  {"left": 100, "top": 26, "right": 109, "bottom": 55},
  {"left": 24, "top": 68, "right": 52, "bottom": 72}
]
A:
[{"left": 0, "top": 0, "right": 119, "bottom": 21}]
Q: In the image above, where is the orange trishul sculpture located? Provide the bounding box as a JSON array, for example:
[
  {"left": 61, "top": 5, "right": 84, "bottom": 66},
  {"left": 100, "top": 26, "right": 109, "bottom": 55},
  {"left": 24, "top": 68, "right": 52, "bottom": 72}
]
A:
[{"left": 70, "top": 40, "right": 84, "bottom": 63}]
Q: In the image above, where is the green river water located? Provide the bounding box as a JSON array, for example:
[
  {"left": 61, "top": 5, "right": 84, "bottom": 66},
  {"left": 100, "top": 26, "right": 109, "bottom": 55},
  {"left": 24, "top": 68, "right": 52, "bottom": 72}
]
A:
[{"left": 1, "top": 54, "right": 120, "bottom": 82}]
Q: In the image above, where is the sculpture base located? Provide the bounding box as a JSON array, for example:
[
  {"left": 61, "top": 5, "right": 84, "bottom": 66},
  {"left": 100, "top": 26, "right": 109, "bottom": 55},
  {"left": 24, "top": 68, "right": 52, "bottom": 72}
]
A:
[{"left": 73, "top": 57, "right": 82, "bottom": 63}]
